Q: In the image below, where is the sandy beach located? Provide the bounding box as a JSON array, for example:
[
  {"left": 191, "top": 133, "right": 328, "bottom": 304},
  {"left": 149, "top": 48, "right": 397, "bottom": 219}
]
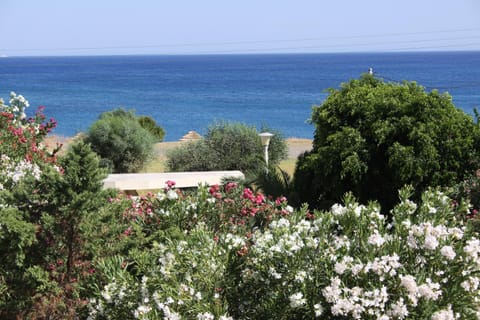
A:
[{"left": 44, "top": 135, "right": 313, "bottom": 162}]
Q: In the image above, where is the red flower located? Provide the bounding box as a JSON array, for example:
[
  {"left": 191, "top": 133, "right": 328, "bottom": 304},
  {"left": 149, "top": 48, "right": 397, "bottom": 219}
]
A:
[{"left": 209, "top": 184, "right": 220, "bottom": 195}]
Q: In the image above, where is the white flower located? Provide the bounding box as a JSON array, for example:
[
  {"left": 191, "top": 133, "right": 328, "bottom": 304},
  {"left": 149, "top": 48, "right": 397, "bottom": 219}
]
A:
[
  {"left": 270, "top": 218, "right": 290, "bottom": 229},
  {"left": 289, "top": 292, "right": 306, "bottom": 308},
  {"left": 314, "top": 303, "right": 324, "bottom": 317},
  {"left": 431, "top": 305, "right": 455, "bottom": 320},
  {"left": 322, "top": 277, "right": 342, "bottom": 303},
  {"left": 461, "top": 277, "right": 479, "bottom": 292},
  {"left": 418, "top": 279, "right": 442, "bottom": 301},
  {"left": 194, "top": 291, "right": 202, "bottom": 301},
  {"left": 166, "top": 189, "right": 178, "bottom": 200},
  {"left": 400, "top": 275, "right": 417, "bottom": 292},
  {"left": 440, "top": 246, "right": 456, "bottom": 260},
  {"left": 206, "top": 197, "right": 216, "bottom": 204},
  {"left": 353, "top": 205, "right": 363, "bottom": 216},
  {"left": 334, "top": 261, "right": 348, "bottom": 275},
  {"left": 295, "top": 270, "right": 307, "bottom": 283},
  {"left": 388, "top": 298, "right": 408, "bottom": 319},
  {"left": 423, "top": 235, "right": 439, "bottom": 250},
  {"left": 464, "top": 238, "right": 480, "bottom": 260},
  {"left": 133, "top": 305, "right": 152, "bottom": 318},
  {"left": 196, "top": 312, "right": 214, "bottom": 320},
  {"left": 368, "top": 230, "right": 386, "bottom": 247},
  {"left": 404, "top": 199, "right": 417, "bottom": 214},
  {"left": 331, "top": 203, "right": 347, "bottom": 216},
  {"left": 269, "top": 267, "right": 282, "bottom": 279}
]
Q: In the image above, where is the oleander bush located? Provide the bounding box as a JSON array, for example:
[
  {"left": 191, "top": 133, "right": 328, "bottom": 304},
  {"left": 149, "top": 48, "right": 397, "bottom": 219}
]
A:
[
  {"left": 86, "top": 108, "right": 157, "bottom": 173},
  {"left": 0, "top": 93, "right": 117, "bottom": 318},
  {"left": 86, "top": 183, "right": 480, "bottom": 319}
]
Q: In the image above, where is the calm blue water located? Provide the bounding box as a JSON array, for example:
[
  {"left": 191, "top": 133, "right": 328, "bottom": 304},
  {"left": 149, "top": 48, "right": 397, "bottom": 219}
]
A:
[{"left": 1, "top": 52, "right": 479, "bottom": 141}]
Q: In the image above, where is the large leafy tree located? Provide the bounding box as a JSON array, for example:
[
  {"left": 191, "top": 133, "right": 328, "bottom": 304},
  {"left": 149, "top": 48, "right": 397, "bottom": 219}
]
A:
[{"left": 294, "top": 74, "right": 480, "bottom": 212}]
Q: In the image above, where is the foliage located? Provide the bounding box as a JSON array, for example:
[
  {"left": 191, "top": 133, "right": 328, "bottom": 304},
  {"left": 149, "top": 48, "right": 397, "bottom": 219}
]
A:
[
  {"left": 87, "top": 180, "right": 480, "bottom": 319},
  {"left": 294, "top": 75, "right": 480, "bottom": 212},
  {"left": 86, "top": 181, "right": 295, "bottom": 319},
  {"left": 0, "top": 92, "right": 58, "bottom": 163},
  {"left": 137, "top": 115, "right": 165, "bottom": 142},
  {"left": 3, "top": 92, "right": 480, "bottom": 319},
  {"left": 254, "top": 165, "right": 294, "bottom": 200},
  {"left": 167, "top": 121, "right": 287, "bottom": 177},
  {"left": 448, "top": 172, "right": 480, "bottom": 233},
  {"left": 86, "top": 108, "right": 156, "bottom": 173},
  {"left": 0, "top": 93, "right": 116, "bottom": 318}
]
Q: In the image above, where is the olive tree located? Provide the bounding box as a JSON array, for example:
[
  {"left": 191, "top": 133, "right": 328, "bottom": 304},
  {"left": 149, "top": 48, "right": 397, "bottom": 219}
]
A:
[
  {"left": 167, "top": 122, "right": 287, "bottom": 176},
  {"left": 294, "top": 74, "right": 480, "bottom": 212},
  {"left": 85, "top": 108, "right": 157, "bottom": 173}
]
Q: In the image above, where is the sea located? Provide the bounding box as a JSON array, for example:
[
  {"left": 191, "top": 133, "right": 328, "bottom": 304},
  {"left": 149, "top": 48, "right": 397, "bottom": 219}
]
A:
[{"left": 1, "top": 52, "right": 479, "bottom": 141}]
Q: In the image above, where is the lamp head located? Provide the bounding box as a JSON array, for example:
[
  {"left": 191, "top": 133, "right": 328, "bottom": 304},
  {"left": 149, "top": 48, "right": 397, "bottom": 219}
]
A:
[{"left": 259, "top": 132, "right": 274, "bottom": 147}]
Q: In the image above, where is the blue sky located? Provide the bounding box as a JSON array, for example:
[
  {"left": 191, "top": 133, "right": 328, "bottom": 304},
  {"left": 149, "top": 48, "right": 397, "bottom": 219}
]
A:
[{"left": 1, "top": 0, "right": 480, "bottom": 56}]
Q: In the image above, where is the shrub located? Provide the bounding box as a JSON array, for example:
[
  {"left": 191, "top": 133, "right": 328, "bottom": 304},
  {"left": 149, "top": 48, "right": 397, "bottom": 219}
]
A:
[
  {"left": 86, "top": 181, "right": 480, "bottom": 319},
  {"left": 0, "top": 93, "right": 119, "bottom": 317},
  {"left": 294, "top": 75, "right": 480, "bottom": 212},
  {"left": 137, "top": 115, "right": 165, "bottom": 142},
  {"left": 167, "top": 122, "right": 287, "bottom": 176},
  {"left": 85, "top": 108, "right": 156, "bottom": 173}
]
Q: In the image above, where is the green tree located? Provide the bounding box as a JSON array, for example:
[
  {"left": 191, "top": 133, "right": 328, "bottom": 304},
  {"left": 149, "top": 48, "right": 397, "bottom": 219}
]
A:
[
  {"left": 167, "top": 122, "right": 287, "bottom": 177},
  {"left": 137, "top": 115, "right": 165, "bottom": 142},
  {"left": 294, "top": 74, "right": 480, "bottom": 212},
  {"left": 86, "top": 108, "right": 156, "bottom": 173}
]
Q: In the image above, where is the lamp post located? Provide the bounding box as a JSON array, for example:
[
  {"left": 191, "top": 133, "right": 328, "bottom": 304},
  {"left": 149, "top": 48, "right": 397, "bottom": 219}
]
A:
[{"left": 259, "top": 132, "right": 274, "bottom": 174}]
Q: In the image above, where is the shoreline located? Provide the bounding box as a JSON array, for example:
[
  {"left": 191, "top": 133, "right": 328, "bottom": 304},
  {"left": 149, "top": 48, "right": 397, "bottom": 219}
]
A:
[{"left": 44, "top": 134, "right": 313, "bottom": 160}]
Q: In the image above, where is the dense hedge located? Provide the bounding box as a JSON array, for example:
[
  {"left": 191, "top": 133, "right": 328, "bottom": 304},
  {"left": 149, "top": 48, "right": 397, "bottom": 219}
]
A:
[{"left": 294, "top": 75, "right": 480, "bottom": 212}]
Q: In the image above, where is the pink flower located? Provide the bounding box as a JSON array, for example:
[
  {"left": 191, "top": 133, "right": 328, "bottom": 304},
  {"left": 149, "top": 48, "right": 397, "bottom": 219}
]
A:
[
  {"left": 123, "top": 227, "right": 133, "bottom": 236},
  {"left": 255, "top": 194, "right": 265, "bottom": 205},
  {"left": 242, "top": 188, "right": 255, "bottom": 201},
  {"left": 165, "top": 180, "right": 176, "bottom": 189},
  {"left": 225, "top": 182, "right": 238, "bottom": 193}
]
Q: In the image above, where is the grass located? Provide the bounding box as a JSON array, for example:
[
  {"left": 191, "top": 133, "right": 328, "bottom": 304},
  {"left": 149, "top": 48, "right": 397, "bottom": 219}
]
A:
[
  {"left": 140, "top": 141, "right": 309, "bottom": 176},
  {"left": 278, "top": 158, "right": 297, "bottom": 177}
]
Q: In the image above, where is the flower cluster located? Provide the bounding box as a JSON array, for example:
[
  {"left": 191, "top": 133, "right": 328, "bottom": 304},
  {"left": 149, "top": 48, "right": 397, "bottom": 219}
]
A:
[
  {"left": 0, "top": 92, "right": 58, "bottom": 165},
  {"left": 85, "top": 172, "right": 480, "bottom": 318},
  {"left": 227, "top": 189, "right": 480, "bottom": 319},
  {"left": 113, "top": 181, "right": 294, "bottom": 240}
]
